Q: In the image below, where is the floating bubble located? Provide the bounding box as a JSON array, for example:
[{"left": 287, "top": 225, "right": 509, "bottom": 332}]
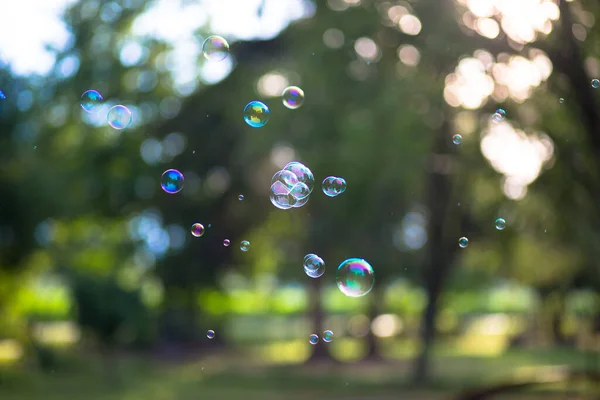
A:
[
  {"left": 559, "top": 98, "right": 564, "bottom": 104},
  {"left": 240, "top": 240, "right": 250, "bottom": 252},
  {"left": 309, "top": 334, "right": 319, "bottom": 345},
  {"left": 284, "top": 162, "right": 315, "bottom": 193},
  {"left": 322, "top": 176, "right": 346, "bottom": 197},
  {"left": 191, "top": 223, "right": 205, "bottom": 237},
  {"left": 270, "top": 170, "right": 300, "bottom": 209},
  {"left": 303, "top": 253, "right": 325, "bottom": 278},
  {"left": 336, "top": 258, "right": 375, "bottom": 298},
  {"left": 495, "top": 218, "right": 506, "bottom": 230},
  {"left": 161, "top": 169, "right": 184, "bottom": 194},
  {"left": 452, "top": 134, "right": 462, "bottom": 145},
  {"left": 223, "top": 239, "right": 230, "bottom": 247},
  {"left": 238, "top": 194, "right": 244, "bottom": 201},
  {"left": 492, "top": 108, "right": 506, "bottom": 123},
  {"left": 243, "top": 101, "right": 270, "bottom": 128},
  {"left": 0, "top": 90, "right": 5, "bottom": 99},
  {"left": 282, "top": 86, "right": 305, "bottom": 109},
  {"left": 290, "top": 182, "right": 310, "bottom": 200},
  {"left": 323, "top": 330, "right": 334, "bottom": 343},
  {"left": 202, "top": 35, "right": 229, "bottom": 62},
  {"left": 207, "top": 330, "right": 215, "bottom": 339},
  {"left": 80, "top": 90, "right": 104, "bottom": 113},
  {"left": 592, "top": 79, "right": 600, "bottom": 89},
  {"left": 107, "top": 105, "right": 132, "bottom": 129},
  {"left": 458, "top": 237, "right": 469, "bottom": 248}
]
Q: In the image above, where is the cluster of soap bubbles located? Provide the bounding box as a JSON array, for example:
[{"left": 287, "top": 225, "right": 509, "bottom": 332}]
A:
[
  {"left": 308, "top": 330, "right": 334, "bottom": 345},
  {"left": 321, "top": 176, "right": 347, "bottom": 197},
  {"left": 80, "top": 90, "right": 132, "bottom": 130},
  {"left": 491, "top": 108, "right": 506, "bottom": 123},
  {"left": 303, "top": 254, "right": 325, "bottom": 278},
  {"left": 270, "top": 161, "right": 315, "bottom": 209}
]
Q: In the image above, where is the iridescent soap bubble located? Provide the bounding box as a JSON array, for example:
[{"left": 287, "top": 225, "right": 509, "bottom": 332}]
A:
[
  {"left": 452, "top": 134, "right": 462, "bottom": 145},
  {"left": 309, "top": 334, "right": 319, "bottom": 345},
  {"left": 161, "top": 169, "right": 184, "bottom": 194},
  {"left": 290, "top": 182, "right": 310, "bottom": 200},
  {"left": 284, "top": 162, "right": 315, "bottom": 193},
  {"left": 559, "top": 98, "right": 565, "bottom": 104},
  {"left": 238, "top": 194, "right": 244, "bottom": 201},
  {"left": 240, "top": 240, "right": 250, "bottom": 252},
  {"left": 207, "top": 329, "right": 215, "bottom": 339},
  {"left": 458, "top": 237, "right": 469, "bottom": 248},
  {"left": 323, "top": 330, "right": 334, "bottom": 343},
  {"left": 243, "top": 101, "right": 269, "bottom": 128},
  {"left": 282, "top": 86, "right": 305, "bottom": 109},
  {"left": 0, "top": 90, "right": 5, "bottom": 99},
  {"left": 492, "top": 108, "right": 506, "bottom": 123},
  {"left": 223, "top": 239, "right": 230, "bottom": 247},
  {"left": 495, "top": 218, "right": 506, "bottom": 230},
  {"left": 202, "top": 35, "right": 229, "bottom": 62},
  {"left": 336, "top": 258, "right": 375, "bottom": 298},
  {"left": 303, "top": 253, "right": 325, "bottom": 278},
  {"left": 592, "top": 79, "right": 600, "bottom": 89},
  {"left": 80, "top": 90, "right": 104, "bottom": 113},
  {"left": 270, "top": 170, "right": 299, "bottom": 209},
  {"left": 322, "top": 176, "right": 346, "bottom": 197},
  {"left": 107, "top": 105, "right": 132, "bottom": 129},
  {"left": 191, "top": 223, "right": 205, "bottom": 237}
]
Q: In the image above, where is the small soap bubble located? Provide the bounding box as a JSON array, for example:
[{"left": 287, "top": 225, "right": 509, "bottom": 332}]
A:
[
  {"left": 240, "top": 240, "right": 250, "bottom": 252},
  {"left": 309, "top": 334, "right": 319, "bottom": 345},
  {"left": 223, "top": 239, "right": 230, "bottom": 247},
  {"left": 336, "top": 258, "right": 375, "bottom": 298},
  {"left": 559, "top": 98, "right": 564, "bottom": 104},
  {"left": 191, "top": 223, "right": 205, "bottom": 237},
  {"left": 592, "top": 79, "right": 600, "bottom": 89},
  {"left": 0, "top": 90, "right": 5, "bottom": 99},
  {"left": 238, "top": 194, "right": 244, "bottom": 201},
  {"left": 107, "top": 105, "right": 132, "bottom": 129},
  {"left": 322, "top": 176, "right": 346, "bottom": 197},
  {"left": 495, "top": 218, "right": 506, "bottom": 230},
  {"left": 207, "top": 330, "right": 215, "bottom": 339},
  {"left": 303, "top": 253, "right": 325, "bottom": 278},
  {"left": 323, "top": 330, "right": 334, "bottom": 343},
  {"left": 284, "top": 162, "right": 315, "bottom": 193},
  {"left": 452, "top": 134, "right": 462, "bottom": 145},
  {"left": 202, "top": 35, "right": 229, "bottom": 62},
  {"left": 458, "top": 237, "right": 469, "bottom": 248},
  {"left": 80, "top": 90, "right": 104, "bottom": 113},
  {"left": 282, "top": 86, "right": 305, "bottom": 109},
  {"left": 243, "top": 101, "right": 269, "bottom": 128},
  {"left": 161, "top": 169, "right": 184, "bottom": 194},
  {"left": 492, "top": 108, "right": 506, "bottom": 123}
]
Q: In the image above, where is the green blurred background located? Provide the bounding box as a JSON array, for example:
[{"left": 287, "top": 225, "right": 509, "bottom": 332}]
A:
[{"left": 0, "top": 0, "right": 599, "bottom": 398}]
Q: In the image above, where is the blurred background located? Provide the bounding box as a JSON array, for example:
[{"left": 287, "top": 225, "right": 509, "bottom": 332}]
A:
[{"left": 0, "top": 0, "right": 599, "bottom": 399}]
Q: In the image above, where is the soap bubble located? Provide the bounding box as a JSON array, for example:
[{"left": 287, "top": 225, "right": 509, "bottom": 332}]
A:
[
  {"left": 290, "top": 182, "right": 310, "bottom": 200},
  {"left": 492, "top": 108, "right": 506, "bottom": 123},
  {"left": 80, "top": 90, "right": 104, "bottom": 113},
  {"left": 336, "top": 258, "right": 375, "bottom": 298},
  {"left": 0, "top": 90, "right": 5, "bottom": 99},
  {"left": 303, "top": 253, "right": 325, "bottom": 278},
  {"left": 559, "top": 98, "right": 564, "bottom": 104},
  {"left": 323, "top": 330, "right": 334, "bottom": 343},
  {"left": 207, "top": 330, "right": 215, "bottom": 339},
  {"left": 309, "top": 334, "right": 319, "bottom": 345},
  {"left": 107, "top": 105, "right": 132, "bottom": 129},
  {"left": 243, "top": 101, "right": 269, "bottom": 128},
  {"left": 191, "top": 223, "right": 205, "bottom": 237},
  {"left": 592, "top": 79, "right": 600, "bottom": 89},
  {"left": 458, "top": 237, "right": 469, "bottom": 248},
  {"left": 322, "top": 176, "right": 346, "bottom": 197},
  {"left": 284, "top": 162, "right": 315, "bottom": 193},
  {"left": 452, "top": 134, "right": 462, "bottom": 145},
  {"left": 161, "top": 169, "right": 184, "bottom": 194},
  {"left": 223, "top": 239, "right": 230, "bottom": 247},
  {"left": 282, "top": 86, "right": 305, "bottom": 109},
  {"left": 495, "top": 218, "right": 506, "bottom": 230},
  {"left": 240, "top": 240, "right": 250, "bottom": 252},
  {"left": 202, "top": 35, "right": 229, "bottom": 62},
  {"left": 238, "top": 194, "right": 244, "bottom": 201}
]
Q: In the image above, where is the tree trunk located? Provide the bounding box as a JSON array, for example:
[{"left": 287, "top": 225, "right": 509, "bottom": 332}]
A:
[
  {"left": 306, "top": 276, "right": 331, "bottom": 362},
  {"left": 412, "top": 115, "right": 459, "bottom": 384}
]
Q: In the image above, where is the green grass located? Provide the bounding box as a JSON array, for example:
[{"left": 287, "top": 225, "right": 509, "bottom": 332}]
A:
[{"left": 0, "top": 347, "right": 596, "bottom": 400}]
